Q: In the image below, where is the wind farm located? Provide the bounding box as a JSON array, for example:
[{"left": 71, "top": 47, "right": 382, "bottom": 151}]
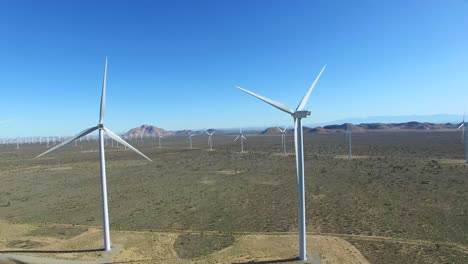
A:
[
  {"left": 1, "top": 124, "right": 467, "bottom": 264},
  {"left": 1, "top": 1, "right": 468, "bottom": 264}
]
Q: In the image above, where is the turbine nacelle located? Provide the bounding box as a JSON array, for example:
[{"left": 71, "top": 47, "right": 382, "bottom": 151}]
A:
[{"left": 293, "top": 111, "right": 311, "bottom": 119}]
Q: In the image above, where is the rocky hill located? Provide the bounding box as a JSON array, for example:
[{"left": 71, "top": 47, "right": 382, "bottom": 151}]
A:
[
  {"left": 124, "top": 125, "right": 172, "bottom": 139},
  {"left": 261, "top": 127, "right": 289, "bottom": 135}
]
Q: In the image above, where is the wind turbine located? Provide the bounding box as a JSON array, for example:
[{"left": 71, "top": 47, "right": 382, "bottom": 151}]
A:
[
  {"left": 458, "top": 111, "right": 467, "bottom": 163},
  {"left": 186, "top": 130, "right": 196, "bottom": 149},
  {"left": 237, "top": 65, "right": 326, "bottom": 261},
  {"left": 206, "top": 130, "right": 215, "bottom": 151},
  {"left": 346, "top": 123, "right": 352, "bottom": 159},
  {"left": 35, "top": 58, "right": 152, "bottom": 252},
  {"left": 459, "top": 111, "right": 465, "bottom": 143},
  {"left": 157, "top": 131, "right": 164, "bottom": 148},
  {"left": 277, "top": 127, "right": 287, "bottom": 155},
  {"left": 233, "top": 128, "right": 246, "bottom": 153}
]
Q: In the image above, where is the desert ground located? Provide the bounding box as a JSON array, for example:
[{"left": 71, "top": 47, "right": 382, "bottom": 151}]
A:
[{"left": 0, "top": 131, "right": 467, "bottom": 263}]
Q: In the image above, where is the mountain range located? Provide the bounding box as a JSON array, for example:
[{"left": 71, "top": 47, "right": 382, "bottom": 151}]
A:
[
  {"left": 125, "top": 121, "right": 463, "bottom": 137},
  {"left": 311, "top": 114, "right": 464, "bottom": 127}
]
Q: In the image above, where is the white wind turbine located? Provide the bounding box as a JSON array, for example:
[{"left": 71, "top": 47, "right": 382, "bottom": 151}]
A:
[
  {"left": 458, "top": 111, "right": 467, "bottom": 163},
  {"left": 35, "top": 58, "right": 152, "bottom": 252},
  {"left": 458, "top": 111, "right": 465, "bottom": 143},
  {"left": 237, "top": 65, "right": 326, "bottom": 261},
  {"left": 157, "top": 131, "right": 164, "bottom": 148},
  {"left": 206, "top": 130, "right": 215, "bottom": 151},
  {"left": 233, "top": 128, "right": 246, "bottom": 153},
  {"left": 277, "top": 127, "right": 287, "bottom": 155},
  {"left": 186, "top": 130, "right": 196, "bottom": 149},
  {"left": 346, "top": 123, "right": 352, "bottom": 159}
]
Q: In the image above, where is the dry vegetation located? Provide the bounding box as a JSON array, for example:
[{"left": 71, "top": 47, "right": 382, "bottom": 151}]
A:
[{"left": 0, "top": 131, "right": 467, "bottom": 263}]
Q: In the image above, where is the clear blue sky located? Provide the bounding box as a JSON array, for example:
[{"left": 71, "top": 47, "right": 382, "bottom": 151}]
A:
[{"left": 1, "top": 0, "right": 467, "bottom": 137}]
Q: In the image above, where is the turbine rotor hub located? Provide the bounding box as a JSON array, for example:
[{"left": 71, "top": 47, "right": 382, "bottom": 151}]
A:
[{"left": 98, "top": 124, "right": 104, "bottom": 129}]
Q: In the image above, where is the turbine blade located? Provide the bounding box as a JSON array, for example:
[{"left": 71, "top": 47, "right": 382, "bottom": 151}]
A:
[
  {"left": 234, "top": 135, "right": 239, "bottom": 142},
  {"left": 104, "top": 127, "right": 152, "bottom": 162},
  {"left": 242, "top": 135, "right": 246, "bottom": 140},
  {"left": 458, "top": 123, "right": 465, "bottom": 129},
  {"left": 99, "top": 57, "right": 108, "bottom": 124},
  {"left": 296, "top": 65, "right": 326, "bottom": 111},
  {"left": 35, "top": 126, "right": 98, "bottom": 158},
  {"left": 237, "top": 86, "right": 294, "bottom": 115}
]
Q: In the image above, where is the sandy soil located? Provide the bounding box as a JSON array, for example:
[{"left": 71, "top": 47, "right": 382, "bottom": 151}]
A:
[{"left": 0, "top": 221, "right": 369, "bottom": 264}]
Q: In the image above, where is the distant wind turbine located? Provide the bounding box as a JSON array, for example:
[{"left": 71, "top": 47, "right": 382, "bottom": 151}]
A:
[
  {"left": 458, "top": 110, "right": 467, "bottom": 163},
  {"left": 157, "top": 132, "right": 164, "bottom": 148},
  {"left": 206, "top": 130, "right": 215, "bottom": 151},
  {"left": 234, "top": 128, "right": 246, "bottom": 153},
  {"left": 186, "top": 130, "right": 196, "bottom": 149},
  {"left": 459, "top": 110, "right": 465, "bottom": 143},
  {"left": 237, "top": 65, "right": 326, "bottom": 261},
  {"left": 277, "top": 127, "right": 287, "bottom": 155},
  {"left": 35, "top": 58, "right": 152, "bottom": 252},
  {"left": 346, "top": 123, "right": 352, "bottom": 158}
]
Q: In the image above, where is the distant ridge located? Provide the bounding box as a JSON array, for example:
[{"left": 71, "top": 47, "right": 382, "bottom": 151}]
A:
[
  {"left": 125, "top": 121, "right": 462, "bottom": 138},
  {"left": 124, "top": 125, "right": 172, "bottom": 138},
  {"left": 313, "top": 114, "right": 464, "bottom": 127},
  {"left": 261, "top": 127, "right": 283, "bottom": 135},
  {"left": 259, "top": 122, "right": 461, "bottom": 135}
]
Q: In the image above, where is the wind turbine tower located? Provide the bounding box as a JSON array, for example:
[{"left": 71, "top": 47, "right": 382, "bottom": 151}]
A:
[
  {"left": 157, "top": 132, "right": 163, "bottom": 148},
  {"left": 237, "top": 65, "right": 326, "bottom": 261},
  {"left": 35, "top": 58, "right": 152, "bottom": 252},
  {"left": 234, "top": 128, "right": 246, "bottom": 153},
  {"left": 346, "top": 123, "right": 352, "bottom": 158},
  {"left": 277, "top": 127, "right": 287, "bottom": 155},
  {"left": 459, "top": 111, "right": 465, "bottom": 143},
  {"left": 206, "top": 130, "right": 215, "bottom": 151},
  {"left": 459, "top": 111, "right": 467, "bottom": 163},
  {"left": 186, "top": 130, "right": 196, "bottom": 149}
]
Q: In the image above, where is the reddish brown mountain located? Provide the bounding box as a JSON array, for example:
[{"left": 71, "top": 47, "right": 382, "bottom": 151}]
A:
[{"left": 124, "top": 125, "right": 172, "bottom": 138}]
